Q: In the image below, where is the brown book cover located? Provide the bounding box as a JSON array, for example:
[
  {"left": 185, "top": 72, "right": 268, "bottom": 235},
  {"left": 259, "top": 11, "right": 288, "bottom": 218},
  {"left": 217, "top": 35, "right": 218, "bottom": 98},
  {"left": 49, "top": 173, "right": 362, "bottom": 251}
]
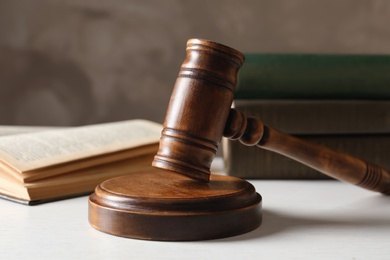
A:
[{"left": 223, "top": 100, "right": 390, "bottom": 179}]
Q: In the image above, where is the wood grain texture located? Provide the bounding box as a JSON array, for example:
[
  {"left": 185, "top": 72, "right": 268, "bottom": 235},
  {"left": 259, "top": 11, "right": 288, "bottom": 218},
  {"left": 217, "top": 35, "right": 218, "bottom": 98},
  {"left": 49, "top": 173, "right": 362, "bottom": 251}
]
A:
[
  {"left": 90, "top": 38, "right": 389, "bottom": 241},
  {"left": 224, "top": 108, "right": 390, "bottom": 194},
  {"left": 88, "top": 39, "right": 261, "bottom": 241},
  {"left": 152, "top": 39, "right": 245, "bottom": 182},
  {"left": 154, "top": 38, "right": 390, "bottom": 194},
  {"left": 2, "top": 165, "right": 390, "bottom": 259},
  {"left": 88, "top": 170, "right": 262, "bottom": 241}
]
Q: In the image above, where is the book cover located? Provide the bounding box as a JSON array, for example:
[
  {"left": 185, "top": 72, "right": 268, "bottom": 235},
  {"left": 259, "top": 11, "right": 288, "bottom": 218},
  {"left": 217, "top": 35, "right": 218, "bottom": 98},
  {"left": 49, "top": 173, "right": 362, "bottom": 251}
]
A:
[
  {"left": 223, "top": 100, "right": 390, "bottom": 179},
  {"left": 0, "top": 120, "right": 162, "bottom": 204},
  {"left": 236, "top": 54, "right": 390, "bottom": 99},
  {"left": 224, "top": 133, "right": 390, "bottom": 179}
]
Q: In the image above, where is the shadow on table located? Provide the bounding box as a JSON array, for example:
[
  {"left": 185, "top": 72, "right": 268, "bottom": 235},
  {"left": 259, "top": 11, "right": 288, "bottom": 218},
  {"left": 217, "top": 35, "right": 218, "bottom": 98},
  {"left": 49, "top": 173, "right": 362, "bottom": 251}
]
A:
[{"left": 211, "top": 194, "right": 390, "bottom": 242}]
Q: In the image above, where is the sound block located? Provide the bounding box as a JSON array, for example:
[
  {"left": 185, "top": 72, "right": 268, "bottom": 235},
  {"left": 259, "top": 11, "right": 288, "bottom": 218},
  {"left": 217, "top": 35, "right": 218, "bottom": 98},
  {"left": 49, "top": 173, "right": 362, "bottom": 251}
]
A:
[{"left": 88, "top": 170, "right": 262, "bottom": 241}]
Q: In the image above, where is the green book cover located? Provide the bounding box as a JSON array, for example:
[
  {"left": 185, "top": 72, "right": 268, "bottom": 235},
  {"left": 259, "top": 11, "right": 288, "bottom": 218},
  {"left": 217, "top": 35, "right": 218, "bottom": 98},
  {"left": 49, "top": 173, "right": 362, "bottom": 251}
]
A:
[{"left": 236, "top": 54, "right": 390, "bottom": 99}]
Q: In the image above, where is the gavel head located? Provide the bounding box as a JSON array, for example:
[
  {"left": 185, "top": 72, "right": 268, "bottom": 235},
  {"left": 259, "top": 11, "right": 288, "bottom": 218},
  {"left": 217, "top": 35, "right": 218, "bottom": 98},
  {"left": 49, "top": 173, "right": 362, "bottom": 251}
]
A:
[{"left": 152, "top": 39, "right": 245, "bottom": 182}]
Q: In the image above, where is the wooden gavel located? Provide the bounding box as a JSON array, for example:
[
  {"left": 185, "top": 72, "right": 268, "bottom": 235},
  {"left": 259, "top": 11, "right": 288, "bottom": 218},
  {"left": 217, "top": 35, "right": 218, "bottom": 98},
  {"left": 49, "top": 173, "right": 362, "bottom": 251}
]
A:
[{"left": 152, "top": 38, "right": 390, "bottom": 195}]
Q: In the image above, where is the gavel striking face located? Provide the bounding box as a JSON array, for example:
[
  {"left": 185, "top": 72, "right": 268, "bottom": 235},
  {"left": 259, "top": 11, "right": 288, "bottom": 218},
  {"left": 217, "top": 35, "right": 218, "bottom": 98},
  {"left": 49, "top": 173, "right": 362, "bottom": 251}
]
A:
[{"left": 152, "top": 38, "right": 390, "bottom": 195}]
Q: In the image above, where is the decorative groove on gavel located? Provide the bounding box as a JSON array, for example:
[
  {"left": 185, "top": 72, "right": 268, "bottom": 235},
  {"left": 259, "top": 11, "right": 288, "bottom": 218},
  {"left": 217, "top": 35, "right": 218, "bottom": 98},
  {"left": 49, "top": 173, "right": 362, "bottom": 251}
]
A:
[
  {"left": 223, "top": 108, "right": 390, "bottom": 195},
  {"left": 153, "top": 39, "right": 244, "bottom": 182},
  {"left": 152, "top": 38, "right": 390, "bottom": 195}
]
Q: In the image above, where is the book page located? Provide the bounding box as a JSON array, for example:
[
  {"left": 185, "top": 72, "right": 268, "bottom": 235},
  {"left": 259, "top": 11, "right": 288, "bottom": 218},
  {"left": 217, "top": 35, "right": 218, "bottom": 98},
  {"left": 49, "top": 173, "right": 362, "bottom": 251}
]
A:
[
  {"left": 1, "top": 143, "right": 158, "bottom": 183},
  {"left": 0, "top": 120, "right": 162, "bottom": 173},
  {"left": 0, "top": 126, "right": 60, "bottom": 136}
]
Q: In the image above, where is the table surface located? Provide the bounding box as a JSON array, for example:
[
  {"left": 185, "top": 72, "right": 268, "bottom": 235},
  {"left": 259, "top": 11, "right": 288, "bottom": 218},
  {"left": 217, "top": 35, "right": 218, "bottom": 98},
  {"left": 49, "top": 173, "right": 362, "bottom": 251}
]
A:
[{"left": 1, "top": 159, "right": 390, "bottom": 260}]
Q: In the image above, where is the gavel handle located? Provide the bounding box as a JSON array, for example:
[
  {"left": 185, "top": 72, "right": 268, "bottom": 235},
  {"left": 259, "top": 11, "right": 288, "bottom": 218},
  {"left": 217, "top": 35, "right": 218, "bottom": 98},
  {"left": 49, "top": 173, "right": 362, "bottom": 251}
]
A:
[{"left": 223, "top": 109, "right": 390, "bottom": 194}]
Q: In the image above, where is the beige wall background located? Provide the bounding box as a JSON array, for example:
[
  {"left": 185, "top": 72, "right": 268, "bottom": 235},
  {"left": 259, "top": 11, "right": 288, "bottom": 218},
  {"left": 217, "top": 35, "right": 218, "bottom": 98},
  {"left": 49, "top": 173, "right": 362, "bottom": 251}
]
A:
[{"left": 1, "top": 0, "right": 390, "bottom": 126}]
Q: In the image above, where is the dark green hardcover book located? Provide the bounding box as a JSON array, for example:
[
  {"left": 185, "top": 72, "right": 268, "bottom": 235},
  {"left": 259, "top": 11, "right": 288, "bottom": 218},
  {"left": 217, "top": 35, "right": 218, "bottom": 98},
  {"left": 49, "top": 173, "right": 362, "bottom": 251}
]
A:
[{"left": 236, "top": 54, "right": 390, "bottom": 99}]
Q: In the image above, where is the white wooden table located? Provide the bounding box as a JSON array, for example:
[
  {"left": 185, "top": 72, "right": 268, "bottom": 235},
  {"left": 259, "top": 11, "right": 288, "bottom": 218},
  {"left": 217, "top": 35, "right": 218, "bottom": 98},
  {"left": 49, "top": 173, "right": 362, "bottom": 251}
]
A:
[{"left": 1, "top": 161, "right": 389, "bottom": 260}]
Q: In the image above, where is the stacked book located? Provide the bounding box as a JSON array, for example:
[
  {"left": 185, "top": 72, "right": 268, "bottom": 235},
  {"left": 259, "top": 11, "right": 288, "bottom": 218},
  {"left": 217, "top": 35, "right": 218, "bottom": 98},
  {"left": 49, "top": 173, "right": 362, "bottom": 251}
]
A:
[{"left": 223, "top": 54, "right": 390, "bottom": 179}]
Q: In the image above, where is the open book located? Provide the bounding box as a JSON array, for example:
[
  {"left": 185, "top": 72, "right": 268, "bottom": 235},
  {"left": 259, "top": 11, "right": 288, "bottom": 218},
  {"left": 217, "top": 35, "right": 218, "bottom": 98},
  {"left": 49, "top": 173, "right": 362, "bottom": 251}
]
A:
[{"left": 0, "top": 120, "right": 162, "bottom": 205}]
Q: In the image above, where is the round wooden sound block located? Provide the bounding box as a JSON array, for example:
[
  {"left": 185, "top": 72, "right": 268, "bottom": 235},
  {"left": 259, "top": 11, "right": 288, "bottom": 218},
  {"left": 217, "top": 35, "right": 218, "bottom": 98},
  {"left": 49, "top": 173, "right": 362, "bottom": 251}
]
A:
[{"left": 88, "top": 170, "right": 262, "bottom": 241}]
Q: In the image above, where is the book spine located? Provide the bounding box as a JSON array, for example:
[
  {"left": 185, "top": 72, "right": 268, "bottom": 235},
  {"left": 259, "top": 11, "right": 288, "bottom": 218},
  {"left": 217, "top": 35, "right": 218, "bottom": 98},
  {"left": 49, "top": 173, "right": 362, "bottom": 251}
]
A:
[
  {"left": 223, "top": 134, "right": 390, "bottom": 179},
  {"left": 236, "top": 54, "right": 390, "bottom": 99},
  {"left": 233, "top": 100, "right": 390, "bottom": 134}
]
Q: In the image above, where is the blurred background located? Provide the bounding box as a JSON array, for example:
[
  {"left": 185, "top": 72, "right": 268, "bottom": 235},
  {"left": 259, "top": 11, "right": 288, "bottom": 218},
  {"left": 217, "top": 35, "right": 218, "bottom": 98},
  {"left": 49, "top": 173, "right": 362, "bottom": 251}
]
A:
[{"left": 1, "top": 0, "right": 390, "bottom": 126}]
